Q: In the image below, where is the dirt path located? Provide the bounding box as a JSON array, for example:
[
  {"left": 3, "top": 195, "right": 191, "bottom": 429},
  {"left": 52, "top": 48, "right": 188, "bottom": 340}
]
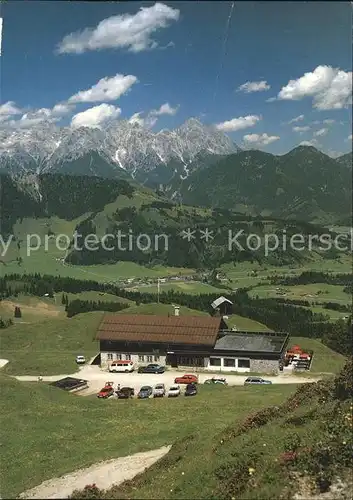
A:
[{"left": 19, "top": 446, "right": 171, "bottom": 499}]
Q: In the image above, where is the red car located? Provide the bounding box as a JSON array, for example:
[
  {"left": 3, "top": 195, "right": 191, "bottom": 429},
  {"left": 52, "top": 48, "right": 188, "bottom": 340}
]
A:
[
  {"left": 174, "top": 374, "right": 198, "bottom": 384},
  {"left": 97, "top": 382, "right": 115, "bottom": 398}
]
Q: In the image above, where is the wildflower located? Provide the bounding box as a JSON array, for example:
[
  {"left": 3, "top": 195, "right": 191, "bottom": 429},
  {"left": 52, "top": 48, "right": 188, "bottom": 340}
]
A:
[
  {"left": 263, "top": 443, "right": 267, "bottom": 447},
  {"left": 181, "top": 472, "right": 185, "bottom": 475},
  {"left": 248, "top": 467, "right": 255, "bottom": 475},
  {"left": 343, "top": 441, "right": 346, "bottom": 445}
]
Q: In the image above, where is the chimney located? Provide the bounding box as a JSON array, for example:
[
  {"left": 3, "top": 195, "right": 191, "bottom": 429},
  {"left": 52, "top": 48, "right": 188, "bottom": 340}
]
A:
[{"left": 174, "top": 306, "right": 180, "bottom": 316}]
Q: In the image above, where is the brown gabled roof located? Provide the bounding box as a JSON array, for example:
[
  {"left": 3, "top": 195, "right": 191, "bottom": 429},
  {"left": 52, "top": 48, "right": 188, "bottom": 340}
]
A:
[{"left": 96, "top": 314, "right": 221, "bottom": 346}]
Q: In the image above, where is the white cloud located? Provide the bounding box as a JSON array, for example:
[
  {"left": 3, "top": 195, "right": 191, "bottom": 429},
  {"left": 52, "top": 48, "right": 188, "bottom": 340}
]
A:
[
  {"left": 243, "top": 133, "right": 280, "bottom": 146},
  {"left": 299, "top": 139, "right": 320, "bottom": 147},
  {"left": 346, "top": 134, "right": 353, "bottom": 142},
  {"left": 56, "top": 3, "right": 180, "bottom": 54},
  {"left": 215, "top": 115, "right": 261, "bottom": 132},
  {"left": 71, "top": 103, "right": 121, "bottom": 128},
  {"left": 237, "top": 80, "right": 270, "bottom": 93},
  {"left": 287, "top": 114, "right": 304, "bottom": 124},
  {"left": 128, "top": 112, "right": 145, "bottom": 127},
  {"left": 4, "top": 102, "right": 73, "bottom": 128},
  {"left": 311, "top": 120, "right": 321, "bottom": 125},
  {"left": 0, "top": 101, "right": 23, "bottom": 122},
  {"left": 150, "top": 102, "right": 179, "bottom": 116},
  {"left": 293, "top": 126, "right": 310, "bottom": 133},
  {"left": 129, "top": 106, "right": 175, "bottom": 129},
  {"left": 277, "top": 65, "right": 352, "bottom": 110},
  {"left": 323, "top": 119, "right": 335, "bottom": 124},
  {"left": 128, "top": 111, "right": 158, "bottom": 129},
  {"left": 313, "top": 128, "right": 328, "bottom": 137},
  {"left": 69, "top": 74, "right": 138, "bottom": 104},
  {"left": 265, "top": 97, "right": 277, "bottom": 103},
  {"left": 327, "top": 150, "right": 344, "bottom": 158}
]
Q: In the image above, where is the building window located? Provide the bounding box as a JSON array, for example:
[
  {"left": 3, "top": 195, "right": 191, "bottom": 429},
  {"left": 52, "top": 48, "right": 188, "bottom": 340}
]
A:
[
  {"left": 125, "top": 354, "right": 131, "bottom": 361},
  {"left": 107, "top": 353, "right": 113, "bottom": 360},
  {"left": 224, "top": 358, "right": 235, "bottom": 367},
  {"left": 138, "top": 355, "right": 145, "bottom": 362},
  {"left": 238, "top": 359, "right": 250, "bottom": 368},
  {"left": 146, "top": 355, "right": 153, "bottom": 362},
  {"left": 210, "top": 357, "right": 221, "bottom": 366},
  {"left": 116, "top": 354, "right": 122, "bottom": 360},
  {"left": 154, "top": 355, "right": 160, "bottom": 362}
]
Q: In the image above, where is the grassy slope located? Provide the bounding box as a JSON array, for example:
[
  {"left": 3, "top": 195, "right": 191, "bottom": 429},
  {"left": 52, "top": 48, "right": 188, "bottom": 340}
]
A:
[
  {"left": 0, "top": 294, "right": 66, "bottom": 322},
  {"left": 116, "top": 303, "right": 207, "bottom": 316},
  {"left": 64, "top": 291, "right": 134, "bottom": 305},
  {"left": 1, "top": 312, "right": 103, "bottom": 375},
  {"left": 1, "top": 248, "right": 195, "bottom": 280},
  {"left": 0, "top": 374, "right": 296, "bottom": 499},
  {"left": 102, "top": 377, "right": 352, "bottom": 500},
  {"left": 226, "top": 314, "right": 272, "bottom": 332}
]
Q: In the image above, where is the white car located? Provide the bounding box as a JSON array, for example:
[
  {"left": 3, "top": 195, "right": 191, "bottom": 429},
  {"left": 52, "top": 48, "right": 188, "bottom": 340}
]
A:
[
  {"left": 109, "top": 360, "right": 134, "bottom": 373},
  {"left": 76, "top": 355, "right": 86, "bottom": 364},
  {"left": 168, "top": 385, "right": 181, "bottom": 397},
  {"left": 153, "top": 383, "right": 166, "bottom": 397}
]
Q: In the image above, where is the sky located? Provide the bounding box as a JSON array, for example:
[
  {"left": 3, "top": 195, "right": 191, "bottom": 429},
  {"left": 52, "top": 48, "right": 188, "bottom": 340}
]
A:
[{"left": 0, "top": 1, "right": 352, "bottom": 156}]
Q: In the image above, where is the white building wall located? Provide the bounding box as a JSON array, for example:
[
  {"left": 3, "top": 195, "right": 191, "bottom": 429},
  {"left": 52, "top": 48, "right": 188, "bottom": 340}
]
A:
[
  {"left": 204, "top": 356, "right": 279, "bottom": 373},
  {"left": 205, "top": 356, "right": 251, "bottom": 373},
  {"left": 101, "top": 351, "right": 166, "bottom": 370}
]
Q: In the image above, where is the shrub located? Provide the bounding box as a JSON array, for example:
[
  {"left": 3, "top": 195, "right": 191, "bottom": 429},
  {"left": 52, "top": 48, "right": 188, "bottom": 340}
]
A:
[
  {"left": 333, "top": 357, "right": 353, "bottom": 400},
  {"left": 70, "top": 484, "right": 102, "bottom": 499}
]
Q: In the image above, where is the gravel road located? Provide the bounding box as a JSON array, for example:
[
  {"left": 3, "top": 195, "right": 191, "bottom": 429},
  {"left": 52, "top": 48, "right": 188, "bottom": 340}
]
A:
[{"left": 19, "top": 446, "right": 171, "bottom": 499}]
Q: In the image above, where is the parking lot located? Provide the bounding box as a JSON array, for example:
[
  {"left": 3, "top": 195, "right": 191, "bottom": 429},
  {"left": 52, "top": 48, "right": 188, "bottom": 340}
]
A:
[{"left": 14, "top": 364, "right": 321, "bottom": 397}]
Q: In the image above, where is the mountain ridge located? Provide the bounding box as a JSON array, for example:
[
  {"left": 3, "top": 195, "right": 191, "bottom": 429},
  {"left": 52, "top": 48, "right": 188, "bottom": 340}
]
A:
[
  {"left": 179, "top": 147, "right": 352, "bottom": 223},
  {"left": 0, "top": 118, "right": 240, "bottom": 183}
]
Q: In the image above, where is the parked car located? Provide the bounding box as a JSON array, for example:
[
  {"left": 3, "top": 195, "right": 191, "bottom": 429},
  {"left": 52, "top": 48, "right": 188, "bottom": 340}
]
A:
[
  {"left": 116, "top": 387, "right": 135, "bottom": 399},
  {"left": 153, "top": 383, "right": 166, "bottom": 397},
  {"left": 138, "top": 364, "right": 165, "bottom": 374},
  {"left": 138, "top": 386, "right": 153, "bottom": 399},
  {"left": 204, "top": 377, "right": 228, "bottom": 385},
  {"left": 244, "top": 377, "right": 272, "bottom": 385},
  {"left": 168, "top": 385, "right": 181, "bottom": 397},
  {"left": 76, "top": 355, "right": 86, "bottom": 364},
  {"left": 109, "top": 360, "right": 134, "bottom": 373},
  {"left": 185, "top": 383, "right": 198, "bottom": 396},
  {"left": 97, "top": 382, "right": 115, "bottom": 398},
  {"left": 174, "top": 374, "right": 198, "bottom": 384}
]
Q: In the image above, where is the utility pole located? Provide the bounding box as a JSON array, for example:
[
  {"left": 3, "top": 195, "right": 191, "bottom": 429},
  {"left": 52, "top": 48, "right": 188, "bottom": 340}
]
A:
[{"left": 157, "top": 277, "right": 160, "bottom": 303}]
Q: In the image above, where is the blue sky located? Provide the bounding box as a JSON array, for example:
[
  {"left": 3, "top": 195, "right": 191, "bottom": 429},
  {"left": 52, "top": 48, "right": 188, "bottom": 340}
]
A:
[{"left": 1, "top": 1, "right": 352, "bottom": 156}]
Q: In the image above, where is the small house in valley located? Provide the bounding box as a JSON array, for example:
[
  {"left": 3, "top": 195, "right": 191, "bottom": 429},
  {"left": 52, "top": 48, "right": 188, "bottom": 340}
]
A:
[{"left": 211, "top": 296, "right": 233, "bottom": 315}]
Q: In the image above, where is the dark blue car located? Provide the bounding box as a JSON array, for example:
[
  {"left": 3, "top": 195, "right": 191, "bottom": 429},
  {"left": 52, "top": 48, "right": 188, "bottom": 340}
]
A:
[
  {"left": 185, "top": 383, "right": 198, "bottom": 396},
  {"left": 244, "top": 377, "right": 272, "bottom": 385},
  {"left": 138, "top": 386, "right": 153, "bottom": 399},
  {"left": 138, "top": 364, "right": 165, "bottom": 374}
]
